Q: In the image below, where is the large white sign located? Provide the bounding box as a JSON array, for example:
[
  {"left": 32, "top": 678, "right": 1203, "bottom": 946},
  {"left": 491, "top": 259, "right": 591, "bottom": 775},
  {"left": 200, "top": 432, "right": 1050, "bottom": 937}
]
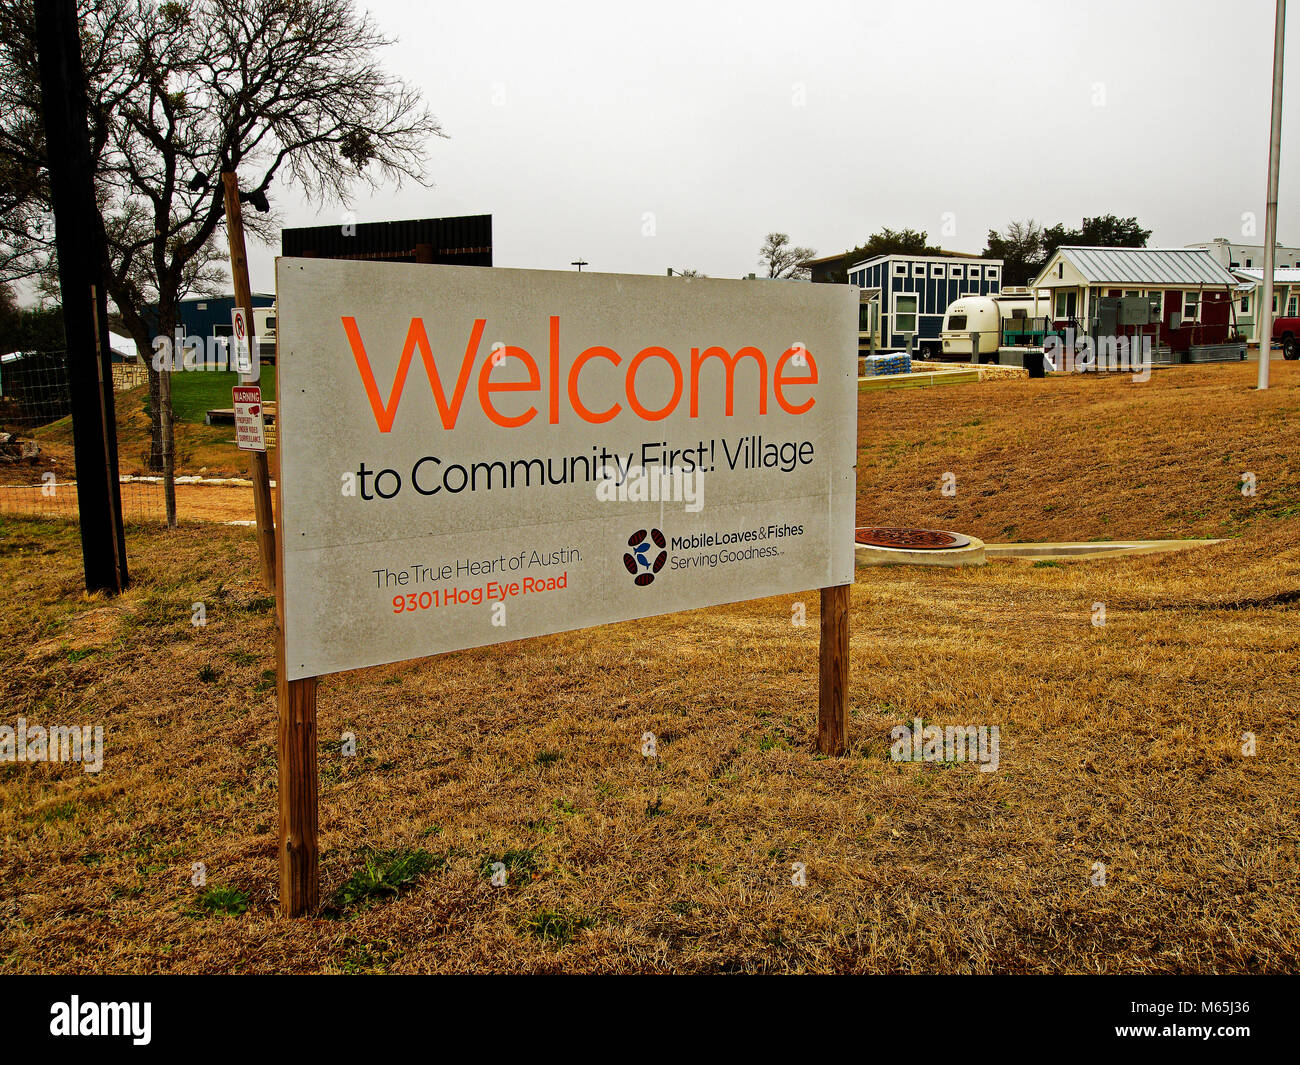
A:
[{"left": 276, "top": 259, "right": 857, "bottom": 680}]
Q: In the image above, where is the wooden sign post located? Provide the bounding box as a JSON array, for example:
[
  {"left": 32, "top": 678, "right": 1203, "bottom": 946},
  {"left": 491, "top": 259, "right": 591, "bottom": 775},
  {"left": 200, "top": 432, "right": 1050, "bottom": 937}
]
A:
[
  {"left": 276, "top": 507, "right": 318, "bottom": 916},
  {"left": 221, "top": 172, "right": 277, "bottom": 588},
  {"left": 817, "top": 584, "right": 850, "bottom": 755}
]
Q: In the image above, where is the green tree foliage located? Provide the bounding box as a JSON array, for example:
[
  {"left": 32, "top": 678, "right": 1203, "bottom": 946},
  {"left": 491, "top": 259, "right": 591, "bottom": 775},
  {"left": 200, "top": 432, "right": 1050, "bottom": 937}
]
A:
[
  {"left": 815, "top": 227, "right": 944, "bottom": 283},
  {"left": 983, "top": 215, "right": 1152, "bottom": 285},
  {"left": 0, "top": 282, "right": 64, "bottom": 352}
]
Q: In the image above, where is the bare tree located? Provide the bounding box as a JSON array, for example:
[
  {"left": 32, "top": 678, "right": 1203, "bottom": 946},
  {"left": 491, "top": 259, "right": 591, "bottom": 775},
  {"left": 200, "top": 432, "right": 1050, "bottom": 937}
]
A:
[
  {"left": 0, "top": 0, "right": 444, "bottom": 471},
  {"left": 759, "top": 232, "right": 815, "bottom": 280}
]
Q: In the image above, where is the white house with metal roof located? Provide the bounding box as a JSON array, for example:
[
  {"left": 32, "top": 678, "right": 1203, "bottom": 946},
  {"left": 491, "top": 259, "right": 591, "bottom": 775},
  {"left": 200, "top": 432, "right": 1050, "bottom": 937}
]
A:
[
  {"left": 1186, "top": 237, "right": 1300, "bottom": 272},
  {"left": 1029, "top": 247, "right": 1243, "bottom": 358},
  {"left": 1229, "top": 266, "right": 1300, "bottom": 344}
]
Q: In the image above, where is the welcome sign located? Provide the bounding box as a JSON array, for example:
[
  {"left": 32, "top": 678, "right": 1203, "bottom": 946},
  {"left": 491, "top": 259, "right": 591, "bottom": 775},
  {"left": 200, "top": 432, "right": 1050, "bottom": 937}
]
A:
[{"left": 276, "top": 259, "right": 857, "bottom": 680}]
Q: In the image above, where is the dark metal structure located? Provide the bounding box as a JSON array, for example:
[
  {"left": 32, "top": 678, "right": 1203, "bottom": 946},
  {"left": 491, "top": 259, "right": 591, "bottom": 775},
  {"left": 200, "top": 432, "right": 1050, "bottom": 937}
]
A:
[{"left": 281, "top": 214, "right": 492, "bottom": 267}]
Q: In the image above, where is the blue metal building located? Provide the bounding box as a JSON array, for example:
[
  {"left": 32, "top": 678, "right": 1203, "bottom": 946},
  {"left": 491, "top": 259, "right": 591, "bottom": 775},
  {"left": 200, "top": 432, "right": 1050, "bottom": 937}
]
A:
[
  {"left": 848, "top": 255, "right": 1002, "bottom": 355},
  {"left": 144, "top": 293, "right": 275, "bottom": 341}
]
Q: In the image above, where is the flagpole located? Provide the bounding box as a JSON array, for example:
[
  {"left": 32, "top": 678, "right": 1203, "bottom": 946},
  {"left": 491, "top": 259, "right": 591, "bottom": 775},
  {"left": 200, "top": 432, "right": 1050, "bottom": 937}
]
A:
[{"left": 1258, "top": 0, "right": 1286, "bottom": 390}]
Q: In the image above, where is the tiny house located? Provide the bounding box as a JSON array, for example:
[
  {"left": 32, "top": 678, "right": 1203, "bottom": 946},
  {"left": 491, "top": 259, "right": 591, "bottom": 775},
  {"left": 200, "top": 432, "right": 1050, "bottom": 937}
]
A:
[
  {"left": 847, "top": 254, "right": 1003, "bottom": 356},
  {"left": 1029, "top": 247, "right": 1241, "bottom": 359}
]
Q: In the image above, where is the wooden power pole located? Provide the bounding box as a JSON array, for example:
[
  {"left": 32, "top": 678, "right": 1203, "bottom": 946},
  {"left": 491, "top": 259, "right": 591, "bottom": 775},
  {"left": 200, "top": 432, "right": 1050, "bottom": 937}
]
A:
[
  {"left": 221, "top": 172, "right": 276, "bottom": 587},
  {"left": 33, "top": 0, "right": 128, "bottom": 594}
]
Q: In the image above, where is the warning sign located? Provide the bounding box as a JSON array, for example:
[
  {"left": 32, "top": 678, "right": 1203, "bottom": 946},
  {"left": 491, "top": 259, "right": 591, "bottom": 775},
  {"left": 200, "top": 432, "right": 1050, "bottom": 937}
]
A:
[{"left": 233, "top": 385, "right": 266, "bottom": 452}]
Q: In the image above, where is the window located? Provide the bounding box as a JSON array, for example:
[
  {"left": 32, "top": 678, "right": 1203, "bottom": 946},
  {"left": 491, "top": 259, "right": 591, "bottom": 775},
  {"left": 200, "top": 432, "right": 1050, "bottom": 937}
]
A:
[
  {"left": 986, "top": 266, "right": 1000, "bottom": 281},
  {"left": 1054, "top": 290, "right": 1078, "bottom": 319},
  {"left": 930, "top": 264, "right": 945, "bottom": 278},
  {"left": 1057, "top": 263, "right": 1064, "bottom": 279},
  {"left": 912, "top": 263, "right": 926, "bottom": 277},
  {"left": 1245, "top": 258, "right": 1253, "bottom": 268},
  {"left": 859, "top": 303, "right": 873, "bottom": 331},
  {"left": 266, "top": 317, "right": 277, "bottom": 331},
  {"left": 1241, "top": 296, "right": 1250, "bottom": 313},
  {"left": 1183, "top": 293, "right": 1200, "bottom": 322},
  {"left": 894, "top": 263, "right": 907, "bottom": 277},
  {"left": 969, "top": 265, "right": 983, "bottom": 280},
  {"left": 948, "top": 314, "right": 967, "bottom": 330},
  {"left": 213, "top": 324, "right": 233, "bottom": 337},
  {"left": 949, "top": 265, "right": 962, "bottom": 279},
  {"left": 895, "top": 294, "right": 918, "bottom": 334},
  {"left": 196, "top": 302, "right": 208, "bottom": 311},
  {"left": 1124, "top": 290, "right": 1139, "bottom": 297},
  {"left": 1289, "top": 296, "right": 1298, "bottom": 316}
]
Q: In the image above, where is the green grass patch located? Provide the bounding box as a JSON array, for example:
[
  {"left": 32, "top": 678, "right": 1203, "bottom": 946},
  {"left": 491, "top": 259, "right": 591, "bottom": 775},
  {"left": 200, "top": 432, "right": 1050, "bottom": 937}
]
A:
[
  {"left": 481, "top": 847, "right": 543, "bottom": 886},
  {"left": 332, "top": 848, "right": 437, "bottom": 908},
  {"left": 519, "top": 908, "right": 593, "bottom": 945},
  {"left": 166, "top": 366, "right": 277, "bottom": 425},
  {"left": 37, "top": 801, "right": 76, "bottom": 823},
  {"left": 187, "top": 885, "right": 250, "bottom": 917}
]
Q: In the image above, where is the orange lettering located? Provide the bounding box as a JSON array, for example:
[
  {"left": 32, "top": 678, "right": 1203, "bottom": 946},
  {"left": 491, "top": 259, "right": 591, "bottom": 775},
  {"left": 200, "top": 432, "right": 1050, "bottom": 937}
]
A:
[
  {"left": 773, "top": 347, "right": 818, "bottom": 415},
  {"left": 343, "top": 316, "right": 485, "bottom": 432},
  {"left": 568, "top": 345, "right": 622, "bottom": 424},
  {"left": 625, "top": 347, "right": 683, "bottom": 421},
  {"left": 479, "top": 345, "right": 541, "bottom": 428},
  {"left": 689, "top": 345, "right": 767, "bottom": 417}
]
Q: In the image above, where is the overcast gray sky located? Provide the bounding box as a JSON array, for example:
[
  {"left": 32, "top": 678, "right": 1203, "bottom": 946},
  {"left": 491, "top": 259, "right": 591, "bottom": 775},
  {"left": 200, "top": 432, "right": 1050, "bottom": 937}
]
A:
[{"left": 247, "top": 0, "right": 1298, "bottom": 287}]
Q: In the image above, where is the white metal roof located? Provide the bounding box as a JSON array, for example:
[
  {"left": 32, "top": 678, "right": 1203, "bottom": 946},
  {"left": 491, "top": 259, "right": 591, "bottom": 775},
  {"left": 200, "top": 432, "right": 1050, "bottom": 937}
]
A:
[
  {"left": 1233, "top": 266, "right": 1300, "bottom": 284},
  {"left": 108, "top": 331, "right": 137, "bottom": 359},
  {"left": 848, "top": 252, "right": 999, "bottom": 272},
  {"left": 1043, "top": 247, "right": 1238, "bottom": 287}
]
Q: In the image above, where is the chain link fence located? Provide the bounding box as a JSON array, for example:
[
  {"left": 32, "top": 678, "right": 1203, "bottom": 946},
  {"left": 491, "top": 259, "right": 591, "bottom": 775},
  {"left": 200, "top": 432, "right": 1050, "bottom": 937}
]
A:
[{"left": 0, "top": 350, "right": 169, "bottom": 524}]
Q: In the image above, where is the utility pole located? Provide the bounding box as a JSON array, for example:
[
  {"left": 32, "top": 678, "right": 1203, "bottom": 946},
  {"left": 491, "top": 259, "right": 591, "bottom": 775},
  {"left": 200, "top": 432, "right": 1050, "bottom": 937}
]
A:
[
  {"left": 571, "top": 259, "right": 588, "bottom": 272},
  {"left": 34, "top": 0, "right": 128, "bottom": 593},
  {"left": 1259, "top": 0, "right": 1286, "bottom": 391},
  {"left": 222, "top": 172, "right": 277, "bottom": 587}
]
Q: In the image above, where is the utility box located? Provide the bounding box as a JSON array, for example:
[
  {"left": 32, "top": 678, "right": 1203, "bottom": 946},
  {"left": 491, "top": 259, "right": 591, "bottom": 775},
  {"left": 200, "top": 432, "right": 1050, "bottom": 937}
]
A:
[
  {"left": 1118, "top": 295, "right": 1160, "bottom": 326},
  {"left": 1096, "top": 298, "right": 1119, "bottom": 336}
]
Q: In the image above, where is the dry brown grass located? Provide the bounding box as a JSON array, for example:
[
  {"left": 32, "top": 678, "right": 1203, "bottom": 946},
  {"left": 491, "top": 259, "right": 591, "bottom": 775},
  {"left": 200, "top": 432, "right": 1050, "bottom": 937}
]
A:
[
  {"left": 859, "top": 360, "right": 1300, "bottom": 543},
  {"left": 0, "top": 509, "right": 1297, "bottom": 974},
  {"left": 1, "top": 361, "right": 1298, "bottom": 973}
]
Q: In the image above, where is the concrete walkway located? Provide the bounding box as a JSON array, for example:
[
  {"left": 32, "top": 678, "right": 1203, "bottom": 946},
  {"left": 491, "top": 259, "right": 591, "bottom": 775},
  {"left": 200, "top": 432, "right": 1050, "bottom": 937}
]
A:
[{"left": 984, "top": 539, "right": 1223, "bottom": 561}]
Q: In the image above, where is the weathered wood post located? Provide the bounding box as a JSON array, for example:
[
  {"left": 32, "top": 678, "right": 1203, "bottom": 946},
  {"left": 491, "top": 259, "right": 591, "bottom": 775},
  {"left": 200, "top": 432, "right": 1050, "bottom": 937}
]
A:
[
  {"left": 275, "top": 477, "right": 319, "bottom": 916},
  {"left": 817, "top": 584, "right": 850, "bottom": 754}
]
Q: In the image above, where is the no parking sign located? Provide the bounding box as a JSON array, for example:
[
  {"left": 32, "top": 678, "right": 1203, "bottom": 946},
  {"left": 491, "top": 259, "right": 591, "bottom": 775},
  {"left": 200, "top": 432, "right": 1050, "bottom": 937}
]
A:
[{"left": 231, "top": 307, "right": 254, "bottom": 376}]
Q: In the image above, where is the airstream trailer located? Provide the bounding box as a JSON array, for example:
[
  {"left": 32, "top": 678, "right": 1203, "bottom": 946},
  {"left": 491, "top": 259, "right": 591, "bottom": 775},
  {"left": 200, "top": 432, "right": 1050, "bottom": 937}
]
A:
[{"left": 940, "top": 289, "right": 1046, "bottom": 358}]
